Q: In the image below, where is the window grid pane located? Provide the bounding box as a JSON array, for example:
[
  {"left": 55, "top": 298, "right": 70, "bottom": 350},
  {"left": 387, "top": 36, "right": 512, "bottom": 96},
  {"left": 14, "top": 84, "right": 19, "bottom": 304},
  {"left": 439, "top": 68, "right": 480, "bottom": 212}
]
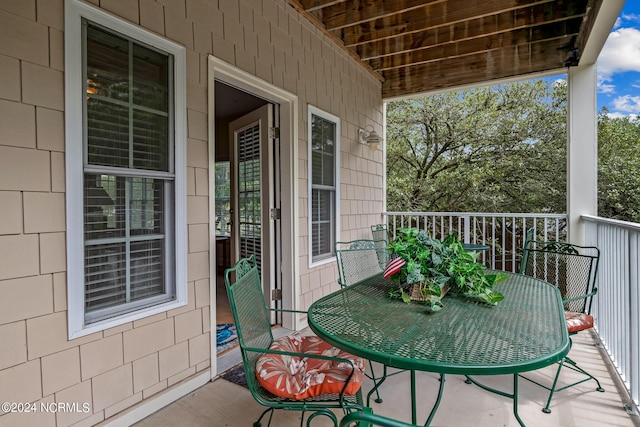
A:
[
  {"left": 215, "top": 162, "right": 231, "bottom": 235},
  {"left": 130, "top": 240, "right": 165, "bottom": 301},
  {"left": 85, "top": 243, "right": 126, "bottom": 311},
  {"left": 132, "top": 110, "right": 168, "bottom": 171},
  {"left": 132, "top": 44, "right": 169, "bottom": 111},
  {"left": 87, "top": 99, "right": 130, "bottom": 168},
  {"left": 86, "top": 25, "right": 129, "bottom": 102}
]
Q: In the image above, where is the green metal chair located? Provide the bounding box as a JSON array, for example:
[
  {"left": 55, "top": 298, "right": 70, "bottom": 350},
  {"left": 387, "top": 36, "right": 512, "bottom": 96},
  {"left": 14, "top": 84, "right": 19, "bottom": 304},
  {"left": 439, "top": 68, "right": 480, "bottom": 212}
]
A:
[
  {"left": 224, "top": 255, "right": 366, "bottom": 427},
  {"left": 335, "top": 240, "right": 405, "bottom": 405},
  {"left": 336, "top": 239, "right": 388, "bottom": 288},
  {"left": 371, "top": 225, "right": 390, "bottom": 266},
  {"left": 370, "top": 224, "right": 389, "bottom": 244},
  {"left": 519, "top": 239, "right": 604, "bottom": 413},
  {"left": 517, "top": 227, "right": 535, "bottom": 274}
]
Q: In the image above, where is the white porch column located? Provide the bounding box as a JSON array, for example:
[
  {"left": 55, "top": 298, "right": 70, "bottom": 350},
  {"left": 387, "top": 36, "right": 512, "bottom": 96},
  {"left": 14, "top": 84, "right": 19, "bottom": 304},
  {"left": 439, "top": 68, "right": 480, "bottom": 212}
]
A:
[{"left": 567, "top": 64, "right": 598, "bottom": 245}]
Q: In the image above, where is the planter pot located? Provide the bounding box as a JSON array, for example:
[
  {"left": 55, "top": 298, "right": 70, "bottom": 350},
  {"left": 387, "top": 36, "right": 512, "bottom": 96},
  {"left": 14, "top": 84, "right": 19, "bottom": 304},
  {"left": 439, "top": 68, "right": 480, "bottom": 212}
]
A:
[{"left": 409, "top": 283, "right": 450, "bottom": 302}]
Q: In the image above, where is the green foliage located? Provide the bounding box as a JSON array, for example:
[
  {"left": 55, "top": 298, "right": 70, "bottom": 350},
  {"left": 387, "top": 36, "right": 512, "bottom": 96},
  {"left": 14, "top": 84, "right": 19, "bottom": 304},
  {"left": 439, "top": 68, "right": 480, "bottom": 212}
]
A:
[
  {"left": 386, "top": 77, "right": 640, "bottom": 225},
  {"left": 386, "top": 79, "right": 567, "bottom": 214},
  {"left": 597, "top": 110, "right": 640, "bottom": 222},
  {"left": 387, "top": 228, "right": 506, "bottom": 310}
]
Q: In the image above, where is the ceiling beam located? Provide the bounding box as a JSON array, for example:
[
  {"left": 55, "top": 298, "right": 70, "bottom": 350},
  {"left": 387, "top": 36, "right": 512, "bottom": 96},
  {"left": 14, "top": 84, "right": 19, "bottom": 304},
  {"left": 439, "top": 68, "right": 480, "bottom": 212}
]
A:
[
  {"left": 317, "top": 0, "right": 445, "bottom": 31},
  {"left": 355, "top": 1, "right": 584, "bottom": 59},
  {"left": 367, "top": 17, "right": 583, "bottom": 72},
  {"left": 341, "top": 0, "right": 561, "bottom": 46},
  {"left": 382, "top": 36, "right": 572, "bottom": 98},
  {"left": 298, "top": 0, "right": 346, "bottom": 13}
]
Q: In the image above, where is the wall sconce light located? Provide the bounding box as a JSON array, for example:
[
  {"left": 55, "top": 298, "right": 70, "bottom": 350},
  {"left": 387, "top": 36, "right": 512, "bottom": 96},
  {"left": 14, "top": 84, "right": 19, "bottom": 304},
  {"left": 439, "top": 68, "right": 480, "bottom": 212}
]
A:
[{"left": 358, "top": 125, "right": 382, "bottom": 151}]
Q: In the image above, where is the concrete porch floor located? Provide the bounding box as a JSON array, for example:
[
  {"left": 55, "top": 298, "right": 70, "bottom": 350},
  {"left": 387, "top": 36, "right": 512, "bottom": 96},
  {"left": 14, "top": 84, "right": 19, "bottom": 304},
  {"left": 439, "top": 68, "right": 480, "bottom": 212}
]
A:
[{"left": 135, "top": 331, "right": 639, "bottom": 427}]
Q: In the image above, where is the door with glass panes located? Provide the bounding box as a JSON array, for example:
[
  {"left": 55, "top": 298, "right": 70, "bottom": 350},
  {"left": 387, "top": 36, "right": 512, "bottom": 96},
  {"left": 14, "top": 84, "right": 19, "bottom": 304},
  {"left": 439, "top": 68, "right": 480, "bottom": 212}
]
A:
[{"left": 229, "top": 105, "right": 278, "bottom": 312}]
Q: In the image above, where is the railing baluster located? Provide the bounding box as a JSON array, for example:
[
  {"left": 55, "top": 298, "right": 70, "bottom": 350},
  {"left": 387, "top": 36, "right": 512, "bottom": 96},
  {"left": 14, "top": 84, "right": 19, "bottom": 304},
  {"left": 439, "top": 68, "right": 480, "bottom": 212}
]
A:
[{"left": 631, "top": 232, "right": 640, "bottom": 406}]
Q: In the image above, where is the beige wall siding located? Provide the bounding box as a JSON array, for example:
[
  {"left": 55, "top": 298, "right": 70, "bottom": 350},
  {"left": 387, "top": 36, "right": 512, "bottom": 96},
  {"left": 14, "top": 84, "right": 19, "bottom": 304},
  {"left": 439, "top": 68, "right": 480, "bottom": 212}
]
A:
[{"left": 0, "top": 0, "right": 383, "bottom": 425}]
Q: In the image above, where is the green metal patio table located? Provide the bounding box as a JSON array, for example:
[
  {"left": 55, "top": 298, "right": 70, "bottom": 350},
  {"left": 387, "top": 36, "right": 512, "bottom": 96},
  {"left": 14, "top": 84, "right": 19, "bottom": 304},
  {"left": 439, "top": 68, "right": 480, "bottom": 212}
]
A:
[{"left": 307, "top": 271, "right": 570, "bottom": 426}]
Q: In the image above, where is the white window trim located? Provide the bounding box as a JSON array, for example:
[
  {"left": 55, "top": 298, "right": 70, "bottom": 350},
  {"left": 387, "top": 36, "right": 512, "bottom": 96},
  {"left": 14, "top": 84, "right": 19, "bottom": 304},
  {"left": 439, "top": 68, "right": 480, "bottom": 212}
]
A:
[
  {"left": 64, "top": 0, "right": 187, "bottom": 339},
  {"left": 307, "top": 105, "right": 340, "bottom": 268}
]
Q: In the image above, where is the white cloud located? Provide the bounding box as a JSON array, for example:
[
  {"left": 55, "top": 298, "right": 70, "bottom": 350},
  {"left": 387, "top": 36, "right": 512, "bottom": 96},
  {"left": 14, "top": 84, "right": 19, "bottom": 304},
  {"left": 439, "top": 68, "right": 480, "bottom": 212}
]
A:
[
  {"left": 599, "top": 83, "right": 616, "bottom": 94},
  {"left": 597, "top": 27, "right": 640, "bottom": 94},
  {"left": 621, "top": 13, "right": 640, "bottom": 25},
  {"left": 552, "top": 78, "right": 567, "bottom": 88},
  {"left": 612, "top": 95, "right": 640, "bottom": 113},
  {"left": 606, "top": 111, "right": 638, "bottom": 120},
  {"left": 598, "top": 28, "right": 640, "bottom": 78}
]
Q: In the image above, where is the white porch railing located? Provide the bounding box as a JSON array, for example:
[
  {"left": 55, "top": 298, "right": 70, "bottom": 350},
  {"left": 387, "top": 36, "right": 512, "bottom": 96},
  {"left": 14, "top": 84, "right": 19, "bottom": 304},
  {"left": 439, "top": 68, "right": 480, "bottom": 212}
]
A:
[
  {"left": 584, "top": 215, "right": 640, "bottom": 409},
  {"left": 382, "top": 212, "right": 567, "bottom": 272}
]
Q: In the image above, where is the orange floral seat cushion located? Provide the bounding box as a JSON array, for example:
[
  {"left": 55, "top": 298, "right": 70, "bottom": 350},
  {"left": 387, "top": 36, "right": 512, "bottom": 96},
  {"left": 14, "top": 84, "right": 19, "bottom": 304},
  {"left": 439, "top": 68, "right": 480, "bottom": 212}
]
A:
[
  {"left": 565, "top": 311, "right": 594, "bottom": 333},
  {"left": 255, "top": 335, "right": 365, "bottom": 400}
]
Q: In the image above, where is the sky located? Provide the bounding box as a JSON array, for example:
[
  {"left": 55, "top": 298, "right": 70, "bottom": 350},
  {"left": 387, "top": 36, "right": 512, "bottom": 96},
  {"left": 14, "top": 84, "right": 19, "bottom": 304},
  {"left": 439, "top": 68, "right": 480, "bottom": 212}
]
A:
[{"left": 597, "top": 1, "right": 640, "bottom": 118}]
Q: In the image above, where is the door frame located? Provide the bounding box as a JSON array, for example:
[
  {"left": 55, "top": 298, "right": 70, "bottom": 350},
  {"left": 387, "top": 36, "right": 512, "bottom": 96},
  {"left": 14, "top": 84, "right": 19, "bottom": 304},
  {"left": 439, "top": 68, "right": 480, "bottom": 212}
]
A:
[{"left": 207, "top": 56, "right": 300, "bottom": 377}]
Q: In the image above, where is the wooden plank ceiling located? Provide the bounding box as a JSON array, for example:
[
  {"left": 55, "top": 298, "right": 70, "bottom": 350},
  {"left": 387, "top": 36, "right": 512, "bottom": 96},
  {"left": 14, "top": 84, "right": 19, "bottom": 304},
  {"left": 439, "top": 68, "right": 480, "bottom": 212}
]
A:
[{"left": 287, "top": 0, "right": 599, "bottom": 99}]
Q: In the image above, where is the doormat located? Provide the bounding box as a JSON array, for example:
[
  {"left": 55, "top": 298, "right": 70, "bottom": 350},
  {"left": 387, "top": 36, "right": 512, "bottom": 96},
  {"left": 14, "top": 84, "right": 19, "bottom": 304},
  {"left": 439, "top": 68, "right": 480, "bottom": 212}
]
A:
[
  {"left": 221, "top": 363, "right": 248, "bottom": 389},
  {"left": 216, "top": 323, "right": 238, "bottom": 353}
]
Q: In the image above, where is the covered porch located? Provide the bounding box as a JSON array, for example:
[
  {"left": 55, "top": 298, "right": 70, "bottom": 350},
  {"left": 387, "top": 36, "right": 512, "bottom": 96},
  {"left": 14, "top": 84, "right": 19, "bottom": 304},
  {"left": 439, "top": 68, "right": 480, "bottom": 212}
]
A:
[
  {"left": 144, "top": 1, "right": 638, "bottom": 425},
  {"left": 0, "top": 0, "right": 634, "bottom": 426}
]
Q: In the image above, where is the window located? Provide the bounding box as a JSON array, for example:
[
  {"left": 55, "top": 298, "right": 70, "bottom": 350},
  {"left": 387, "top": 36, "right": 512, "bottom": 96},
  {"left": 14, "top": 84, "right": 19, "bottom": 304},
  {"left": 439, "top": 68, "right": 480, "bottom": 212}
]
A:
[
  {"left": 214, "top": 161, "right": 231, "bottom": 236},
  {"left": 65, "top": 0, "right": 186, "bottom": 338},
  {"left": 308, "top": 106, "right": 340, "bottom": 265}
]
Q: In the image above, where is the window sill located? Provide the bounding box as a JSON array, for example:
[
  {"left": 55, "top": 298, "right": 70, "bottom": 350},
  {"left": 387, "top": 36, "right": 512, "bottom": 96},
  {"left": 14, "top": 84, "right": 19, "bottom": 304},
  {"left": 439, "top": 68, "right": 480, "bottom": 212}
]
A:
[
  {"left": 68, "top": 299, "right": 187, "bottom": 340},
  {"left": 309, "top": 255, "right": 336, "bottom": 269}
]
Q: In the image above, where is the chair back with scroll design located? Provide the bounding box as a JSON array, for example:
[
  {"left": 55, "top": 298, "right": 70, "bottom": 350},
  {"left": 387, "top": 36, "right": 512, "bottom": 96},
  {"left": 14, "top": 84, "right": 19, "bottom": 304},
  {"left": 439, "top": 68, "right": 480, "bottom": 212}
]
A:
[
  {"left": 519, "top": 239, "right": 604, "bottom": 414},
  {"left": 521, "top": 240, "right": 599, "bottom": 315},
  {"left": 336, "top": 239, "right": 388, "bottom": 288}
]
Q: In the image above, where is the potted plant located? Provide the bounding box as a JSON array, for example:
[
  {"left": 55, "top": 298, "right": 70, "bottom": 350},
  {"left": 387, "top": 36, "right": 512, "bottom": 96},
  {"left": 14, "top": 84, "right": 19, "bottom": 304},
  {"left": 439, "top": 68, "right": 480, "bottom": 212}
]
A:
[{"left": 385, "top": 228, "right": 506, "bottom": 311}]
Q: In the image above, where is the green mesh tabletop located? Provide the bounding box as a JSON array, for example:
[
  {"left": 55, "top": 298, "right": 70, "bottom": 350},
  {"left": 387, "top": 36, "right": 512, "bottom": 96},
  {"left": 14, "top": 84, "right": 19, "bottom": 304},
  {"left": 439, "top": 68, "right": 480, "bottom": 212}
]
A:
[{"left": 308, "top": 272, "right": 570, "bottom": 376}]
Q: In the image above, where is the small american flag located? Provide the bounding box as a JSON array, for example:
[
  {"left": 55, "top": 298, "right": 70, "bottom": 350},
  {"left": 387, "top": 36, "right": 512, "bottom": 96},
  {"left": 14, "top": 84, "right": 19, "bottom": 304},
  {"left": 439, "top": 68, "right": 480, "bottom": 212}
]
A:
[{"left": 383, "top": 255, "right": 406, "bottom": 279}]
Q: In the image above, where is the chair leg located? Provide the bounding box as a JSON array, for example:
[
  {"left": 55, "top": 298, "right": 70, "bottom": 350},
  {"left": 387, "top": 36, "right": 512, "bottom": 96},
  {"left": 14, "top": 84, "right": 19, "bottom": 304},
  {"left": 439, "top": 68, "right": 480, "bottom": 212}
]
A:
[
  {"left": 564, "top": 356, "right": 605, "bottom": 392},
  {"left": 542, "top": 356, "right": 605, "bottom": 414},
  {"left": 368, "top": 361, "right": 384, "bottom": 403},
  {"left": 254, "top": 407, "right": 274, "bottom": 426},
  {"left": 542, "top": 358, "right": 566, "bottom": 413}
]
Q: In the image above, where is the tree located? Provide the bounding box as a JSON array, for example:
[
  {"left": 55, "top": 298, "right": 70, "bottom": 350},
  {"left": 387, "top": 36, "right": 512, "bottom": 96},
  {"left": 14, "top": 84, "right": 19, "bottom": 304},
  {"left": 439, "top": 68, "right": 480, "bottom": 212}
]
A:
[
  {"left": 386, "top": 79, "right": 567, "bottom": 214},
  {"left": 598, "top": 111, "right": 640, "bottom": 222}
]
